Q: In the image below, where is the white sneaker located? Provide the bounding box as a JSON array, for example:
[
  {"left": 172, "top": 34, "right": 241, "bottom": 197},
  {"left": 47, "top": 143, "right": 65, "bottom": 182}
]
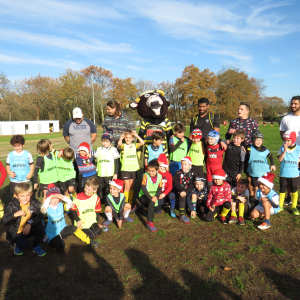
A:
[{"left": 258, "top": 222, "right": 271, "bottom": 230}]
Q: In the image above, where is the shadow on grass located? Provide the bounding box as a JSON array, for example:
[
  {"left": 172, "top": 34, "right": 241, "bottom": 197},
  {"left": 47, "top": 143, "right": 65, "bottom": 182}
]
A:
[{"left": 125, "top": 248, "right": 240, "bottom": 300}]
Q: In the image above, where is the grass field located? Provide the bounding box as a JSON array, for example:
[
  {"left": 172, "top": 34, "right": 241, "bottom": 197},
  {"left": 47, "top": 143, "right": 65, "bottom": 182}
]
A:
[{"left": 1, "top": 123, "right": 300, "bottom": 300}]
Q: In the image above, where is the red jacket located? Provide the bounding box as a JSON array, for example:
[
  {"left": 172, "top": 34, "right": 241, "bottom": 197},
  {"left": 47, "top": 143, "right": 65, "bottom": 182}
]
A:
[
  {"left": 158, "top": 170, "right": 173, "bottom": 196},
  {"left": 206, "top": 143, "right": 225, "bottom": 166},
  {"left": 0, "top": 161, "right": 7, "bottom": 187},
  {"left": 206, "top": 182, "right": 231, "bottom": 208}
]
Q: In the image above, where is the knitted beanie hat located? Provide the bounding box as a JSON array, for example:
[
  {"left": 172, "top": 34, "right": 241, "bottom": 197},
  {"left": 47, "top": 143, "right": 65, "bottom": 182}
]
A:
[
  {"left": 252, "top": 130, "right": 264, "bottom": 142},
  {"left": 207, "top": 130, "right": 220, "bottom": 143},
  {"left": 78, "top": 142, "right": 90, "bottom": 153},
  {"left": 258, "top": 172, "right": 275, "bottom": 190},
  {"left": 109, "top": 179, "right": 124, "bottom": 193},
  {"left": 194, "top": 177, "right": 206, "bottom": 184},
  {"left": 157, "top": 153, "right": 168, "bottom": 167},
  {"left": 192, "top": 128, "right": 202, "bottom": 139},
  {"left": 102, "top": 132, "right": 113, "bottom": 143},
  {"left": 181, "top": 156, "right": 192, "bottom": 165},
  {"left": 46, "top": 183, "right": 60, "bottom": 198},
  {"left": 212, "top": 169, "right": 226, "bottom": 180},
  {"left": 283, "top": 130, "right": 297, "bottom": 144}
]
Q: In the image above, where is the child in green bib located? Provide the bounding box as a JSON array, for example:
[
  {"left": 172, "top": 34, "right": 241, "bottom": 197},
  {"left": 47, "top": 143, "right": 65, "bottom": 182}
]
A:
[
  {"left": 56, "top": 148, "right": 76, "bottom": 200},
  {"left": 103, "top": 179, "right": 133, "bottom": 228},
  {"left": 188, "top": 128, "right": 205, "bottom": 177},
  {"left": 137, "top": 160, "right": 163, "bottom": 232},
  {"left": 34, "top": 139, "right": 58, "bottom": 203},
  {"left": 118, "top": 130, "right": 145, "bottom": 204}
]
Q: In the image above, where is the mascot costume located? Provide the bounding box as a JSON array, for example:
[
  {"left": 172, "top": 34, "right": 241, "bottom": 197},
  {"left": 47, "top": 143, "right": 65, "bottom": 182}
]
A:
[{"left": 129, "top": 90, "right": 173, "bottom": 152}]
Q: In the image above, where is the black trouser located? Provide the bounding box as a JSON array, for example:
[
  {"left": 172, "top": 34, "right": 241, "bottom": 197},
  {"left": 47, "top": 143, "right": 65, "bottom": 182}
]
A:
[
  {"left": 280, "top": 177, "right": 299, "bottom": 193},
  {"left": 78, "top": 175, "right": 97, "bottom": 193},
  {"left": 14, "top": 223, "right": 45, "bottom": 249},
  {"left": 82, "top": 223, "right": 102, "bottom": 239},
  {"left": 226, "top": 174, "right": 238, "bottom": 188},
  {"left": 192, "top": 165, "right": 204, "bottom": 178},
  {"left": 48, "top": 225, "right": 77, "bottom": 251},
  {"left": 139, "top": 195, "right": 158, "bottom": 222},
  {"left": 233, "top": 199, "right": 249, "bottom": 215},
  {"left": 179, "top": 196, "right": 187, "bottom": 215},
  {"left": 97, "top": 176, "right": 112, "bottom": 200},
  {"left": 205, "top": 201, "right": 231, "bottom": 222}
]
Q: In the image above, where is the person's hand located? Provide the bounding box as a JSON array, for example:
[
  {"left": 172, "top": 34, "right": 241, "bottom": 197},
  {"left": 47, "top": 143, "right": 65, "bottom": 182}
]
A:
[
  {"left": 23, "top": 223, "right": 31, "bottom": 235},
  {"left": 220, "top": 141, "right": 227, "bottom": 150},
  {"left": 181, "top": 137, "right": 185, "bottom": 142},
  {"left": 191, "top": 211, "right": 197, "bottom": 218},
  {"left": 26, "top": 172, "right": 33, "bottom": 180},
  {"left": 131, "top": 130, "right": 138, "bottom": 137},
  {"left": 34, "top": 183, "right": 38, "bottom": 190},
  {"left": 9, "top": 171, "right": 16, "bottom": 178},
  {"left": 180, "top": 191, "right": 186, "bottom": 198},
  {"left": 117, "top": 219, "right": 122, "bottom": 228},
  {"left": 77, "top": 220, "right": 84, "bottom": 229},
  {"left": 87, "top": 153, "right": 92, "bottom": 158},
  {"left": 14, "top": 210, "right": 26, "bottom": 217},
  {"left": 226, "top": 140, "right": 230, "bottom": 145},
  {"left": 270, "top": 165, "right": 276, "bottom": 172},
  {"left": 237, "top": 196, "right": 246, "bottom": 203},
  {"left": 151, "top": 196, "right": 158, "bottom": 203},
  {"left": 55, "top": 194, "right": 65, "bottom": 200},
  {"left": 209, "top": 204, "right": 215, "bottom": 211},
  {"left": 113, "top": 174, "right": 117, "bottom": 180},
  {"left": 283, "top": 143, "right": 288, "bottom": 151},
  {"left": 242, "top": 146, "right": 246, "bottom": 153},
  {"left": 159, "top": 193, "right": 165, "bottom": 200},
  {"left": 120, "top": 133, "right": 126, "bottom": 139},
  {"left": 228, "top": 128, "right": 236, "bottom": 134},
  {"left": 236, "top": 174, "right": 241, "bottom": 181}
]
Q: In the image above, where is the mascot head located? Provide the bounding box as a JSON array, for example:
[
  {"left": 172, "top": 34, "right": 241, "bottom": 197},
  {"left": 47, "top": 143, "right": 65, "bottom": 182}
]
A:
[{"left": 129, "top": 90, "right": 170, "bottom": 120}]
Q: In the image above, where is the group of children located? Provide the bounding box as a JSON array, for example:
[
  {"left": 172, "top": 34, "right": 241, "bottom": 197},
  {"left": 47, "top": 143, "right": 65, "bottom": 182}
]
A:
[{"left": 1, "top": 123, "right": 300, "bottom": 256}]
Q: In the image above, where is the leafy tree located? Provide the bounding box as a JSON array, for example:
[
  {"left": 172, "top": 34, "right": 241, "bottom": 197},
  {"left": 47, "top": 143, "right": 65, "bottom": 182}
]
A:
[{"left": 260, "top": 96, "right": 287, "bottom": 119}]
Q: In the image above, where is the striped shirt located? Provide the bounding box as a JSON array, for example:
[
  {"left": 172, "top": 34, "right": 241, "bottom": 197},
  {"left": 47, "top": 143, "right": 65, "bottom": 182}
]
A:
[{"left": 102, "top": 112, "right": 135, "bottom": 144}]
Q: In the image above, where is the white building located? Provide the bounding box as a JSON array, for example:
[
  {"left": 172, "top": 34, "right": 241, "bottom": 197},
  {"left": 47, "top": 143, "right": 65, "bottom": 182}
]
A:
[{"left": 0, "top": 120, "right": 59, "bottom": 135}]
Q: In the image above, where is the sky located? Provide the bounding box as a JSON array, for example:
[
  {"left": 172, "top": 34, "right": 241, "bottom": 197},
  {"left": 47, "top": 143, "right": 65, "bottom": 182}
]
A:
[{"left": 0, "top": 0, "right": 299, "bottom": 103}]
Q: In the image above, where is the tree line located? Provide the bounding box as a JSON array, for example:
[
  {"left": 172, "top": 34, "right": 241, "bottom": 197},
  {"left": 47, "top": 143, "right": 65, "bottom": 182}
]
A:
[{"left": 0, "top": 65, "right": 288, "bottom": 126}]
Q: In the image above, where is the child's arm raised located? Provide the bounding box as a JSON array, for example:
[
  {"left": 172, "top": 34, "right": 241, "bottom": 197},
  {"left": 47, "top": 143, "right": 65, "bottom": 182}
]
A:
[
  {"left": 132, "top": 130, "right": 145, "bottom": 147},
  {"left": 278, "top": 144, "right": 287, "bottom": 162},
  {"left": 118, "top": 133, "right": 126, "bottom": 147}
]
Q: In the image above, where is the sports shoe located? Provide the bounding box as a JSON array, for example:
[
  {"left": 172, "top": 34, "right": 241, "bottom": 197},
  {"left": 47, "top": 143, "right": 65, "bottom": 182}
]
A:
[
  {"left": 277, "top": 207, "right": 284, "bottom": 213},
  {"left": 170, "top": 209, "right": 176, "bottom": 218},
  {"left": 146, "top": 221, "right": 157, "bottom": 232},
  {"left": 238, "top": 217, "right": 245, "bottom": 226},
  {"left": 258, "top": 222, "right": 271, "bottom": 230},
  {"left": 292, "top": 207, "right": 300, "bottom": 216},
  {"left": 124, "top": 216, "right": 134, "bottom": 223},
  {"left": 180, "top": 215, "right": 190, "bottom": 224},
  {"left": 220, "top": 216, "right": 228, "bottom": 225},
  {"left": 284, "top": 196, "right": 292, "bottom": 206},
  {"left": 32, "top": 246, "right": 46, "bottom": 257},
  {"left": 90, "top": 240, "right": 100, "bottom": 248},
  {"left": 102, "top": 226, "right": 109, "bottom": 233},
  {"left": 131, "top": 205, "right": 140, "bottom": 213},
  {"left": 155, "top": 209, "right": 162, "bottom": 214},
  {"left": 14, "top": 244, "right": 23, "bottom": 256},
  {"left": 103, "top": 219, "right": 112, "bottom": 226},
  {"left": 228, "top": 216, "right": 237, "bottom": 224}
]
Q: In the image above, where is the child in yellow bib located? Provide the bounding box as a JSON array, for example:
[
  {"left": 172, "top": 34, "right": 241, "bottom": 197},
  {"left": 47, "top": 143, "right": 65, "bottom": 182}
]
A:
[{"left": 118, "top": 130, "right": 145, "bottom": 204}]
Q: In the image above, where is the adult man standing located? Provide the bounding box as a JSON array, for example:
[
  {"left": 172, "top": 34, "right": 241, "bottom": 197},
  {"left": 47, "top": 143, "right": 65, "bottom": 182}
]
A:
[
  {"left": 280, "top": 96, "right": 300, "bottom": 144},
  {"left": 225, "top": 102, "right": 259, "bottom": 145},
  {"left": 190, "top": 97, "right": 220, "bottom": 140},
  {"left": 63, "top": 107, "right": 97, "bottom": 152}
]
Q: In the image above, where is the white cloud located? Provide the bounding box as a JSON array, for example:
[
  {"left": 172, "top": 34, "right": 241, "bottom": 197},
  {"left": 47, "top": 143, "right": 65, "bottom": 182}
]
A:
[
  {"left": 0, "top": 53, "right": 82, "bottom": 69},
  {"left": 206, "top": 49, "right": 253, "bottom": 62},
  {"left": 0, "top": 28, "right": 133, "bottom": 54},
  {"left": 270, "top": 56, "right": 280, "bottom": 63}
]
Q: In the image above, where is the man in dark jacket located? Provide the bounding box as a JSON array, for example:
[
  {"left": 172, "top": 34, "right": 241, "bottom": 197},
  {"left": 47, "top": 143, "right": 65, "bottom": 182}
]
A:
[{"left": 2, "top": 182, "right": 45, "bottom": 256}]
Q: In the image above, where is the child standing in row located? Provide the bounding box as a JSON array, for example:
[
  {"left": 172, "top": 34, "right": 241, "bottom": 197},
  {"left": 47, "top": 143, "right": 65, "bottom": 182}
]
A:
[
  {"left": 7, "top": 135, "right": 34, "bottom": 196},
  {"left": 34, "top": 139, "right": 58, "bottom": 203},
  {"left": 188, "top": 129, "right": 205, "bottom": 177},
  {"left": 169, "top": 124, "right": 189, "bottom": 176},
  {"left": 96, "top": 132, "right": 120, "bottom": 200},
  {"left": 118, "top": 130, "right": 145, "bottom": 203},
  {"left": 278, "top": 130, "right": 300, "bottom": 215}
]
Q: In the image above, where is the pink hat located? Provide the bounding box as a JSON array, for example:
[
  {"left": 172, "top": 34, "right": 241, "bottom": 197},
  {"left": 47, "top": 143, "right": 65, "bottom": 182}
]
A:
[
  {"left": 78, "top": 142, "right": 90, "bottom": 153},
  {"left": 258, "top": 172, "right": 275, "bottom": 190},
  {"left": 212, "top": 169, "right": 226, "bottom": 180},
  {"left": 283, "top": 130, "right": 297, "bottom": 144},
  {"left": 181, "top": 156, "right": 192, "bottom": 165},
  {"left": 192, "top": 128, "right": 202, "bottom": 139},
  {"left": 157, "top": 153, "right": 168, "bottom": 167},
  {"left": 109, "top": 179, "right": 124, "bottom": 193}
]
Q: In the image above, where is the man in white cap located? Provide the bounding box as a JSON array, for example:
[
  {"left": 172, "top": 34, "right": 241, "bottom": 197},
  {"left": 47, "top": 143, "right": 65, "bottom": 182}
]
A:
[{"left": 63, "top": 107, "right": 97, "bottom": 152}]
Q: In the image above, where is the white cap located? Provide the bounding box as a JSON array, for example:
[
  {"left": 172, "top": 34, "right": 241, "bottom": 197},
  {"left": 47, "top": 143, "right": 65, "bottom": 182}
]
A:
[{"left": 73, "top": 107, "right": 83, "bottom": 119}]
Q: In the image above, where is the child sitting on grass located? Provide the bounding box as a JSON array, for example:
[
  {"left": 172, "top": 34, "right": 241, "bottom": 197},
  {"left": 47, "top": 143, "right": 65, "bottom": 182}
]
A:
[
  {"left": 173, "top": 156, "right": 196, "bottom": 224},
  {"left": 277, "top": 130, "right": 300, "bottom": 215},
  {"left": 188, "top": 129, "right": 205, "bottom": 177},
  {"left": 71, "top": 177, "right": 107, "bottom": 238},
  {"left": 34, "top": 139, "right": 58, "bottom": 203},
  {"left": 206, "top": 169, "right": 232, "bottom": 224},
  {"left": 137, "top": 160, "right": 163, "bottom": 232},
  {"left": 250, "top": 173, "right": 280, "bottom": 230},
  {"left": 187, "top": 177, "right": 207, "bottom": 219},
  {"left": 2, "top": 182, "right": 46, "bottom": 256},
  {"left": 6, "top": 134, "right": 34, "bottom": 196},
  {"left": 103, "top": 179, "right": 133, "bottom": 228},
  {"left": 169, "top": 123, "right": 189, "bottom": 176},
  {"left": 41, "top": 184, "right": 99, "bottom": 250},
  {"left": 228, "top": 178, "right": 250, "bottom": 226},
  {"left": 118, "top": 130, "right": 145, "bottom": 203}
]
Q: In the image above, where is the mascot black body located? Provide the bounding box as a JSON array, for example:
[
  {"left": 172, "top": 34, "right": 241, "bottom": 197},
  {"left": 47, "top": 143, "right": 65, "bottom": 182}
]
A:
[{"left": 129, "top": 90, "right": 173, "bottom": 150}]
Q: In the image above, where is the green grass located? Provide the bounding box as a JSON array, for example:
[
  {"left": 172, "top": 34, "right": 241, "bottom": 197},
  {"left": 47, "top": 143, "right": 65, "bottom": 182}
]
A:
[{"left": 272, "top": 247, "right": 286, "bottom": 256}]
